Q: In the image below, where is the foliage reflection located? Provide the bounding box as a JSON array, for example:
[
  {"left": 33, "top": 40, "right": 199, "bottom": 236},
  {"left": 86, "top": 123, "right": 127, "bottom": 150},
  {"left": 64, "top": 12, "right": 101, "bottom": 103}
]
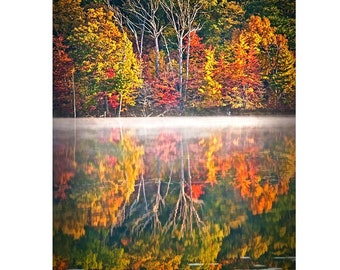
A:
[{"left": 53, "top": 120, "right": 295, "bottom": 269}]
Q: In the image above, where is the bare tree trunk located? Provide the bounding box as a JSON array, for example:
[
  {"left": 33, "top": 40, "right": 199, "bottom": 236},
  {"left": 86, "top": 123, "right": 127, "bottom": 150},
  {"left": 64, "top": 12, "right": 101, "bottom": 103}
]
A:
[
  {"left": 129, "top": 174, "right": 149, "bottom": 217},
  {"left": 72, "top": 70, "right": 76, "bottom": 118},
  {"left": 118, "top": 93, "right": 123, "bottom": 117},
  {"left": 160, "top": 0, "right": 202, "bottom": 108},
  {"left": 124, "top": 0, "right": 165, "bottom": 78},
  {"left": 178, "top": 39, "right": 184, "bottom": 99},
  {"left": 161, "top": 32, "right": 174, "bottom": 74},
  {"left": 185, "top": 32, "right": 191, "bottom": 101},
  {"left": 73, "top": 117, "right": 76, "bottom": 164},
  {"left": 131, "top": 161, "right": 164, "bottom": 236},
  {"left": 126, "top": 16, "right": 145, "bottom": 61},
  {"left": 105, "top": 95, "right": 109, "bottom": 116},
  {"left": 139, "top": 22, "right": 145, "bottom": 60},
  {"left": 155, "top": 35, "right": 160, "bottom": 78}
]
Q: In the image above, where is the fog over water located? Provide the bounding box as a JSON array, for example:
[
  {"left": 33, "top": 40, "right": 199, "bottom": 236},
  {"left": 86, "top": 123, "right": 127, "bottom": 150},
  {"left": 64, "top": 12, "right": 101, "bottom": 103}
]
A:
[{"left": 54, "top": 116, "right": 295, "bottom": 131}]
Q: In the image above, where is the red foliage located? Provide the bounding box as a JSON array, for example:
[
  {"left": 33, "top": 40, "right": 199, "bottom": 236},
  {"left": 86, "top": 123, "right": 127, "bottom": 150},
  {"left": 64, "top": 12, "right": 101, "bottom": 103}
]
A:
[
  {"left": 185, "top": 31, "right": 206, "bottom": 105},
  {"left": 184, "top": 31, "right": 206, "bottom": 61},
  {"left": 109, "top": 128, "right": 121, "bottom": 143},
  {"left": 191, "top": 184, "right": 205, "bottom": 200},
  {"left": 106, "top": 68, "right": 116, "bottom": 79},
  {"left": 151, "top": 74, "right": 180, "bottom": 108},
  {"left": 109, "top": 93, "right": 120, "bottom": 109},
  {"left": 153, "top": 132, "right": 180, "bottom": 162},
  {"left": 107, "top": 156, "right": 118, "bottom": 166},
  {"left": 53, "top": 35, "right": 74, "bottom": 116}
]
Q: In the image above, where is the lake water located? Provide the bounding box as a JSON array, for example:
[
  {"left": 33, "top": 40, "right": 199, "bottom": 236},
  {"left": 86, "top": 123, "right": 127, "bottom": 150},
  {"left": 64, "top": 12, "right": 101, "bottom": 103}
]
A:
[{"left": 53, "top": 116, "right": 295, "bottom": 270}]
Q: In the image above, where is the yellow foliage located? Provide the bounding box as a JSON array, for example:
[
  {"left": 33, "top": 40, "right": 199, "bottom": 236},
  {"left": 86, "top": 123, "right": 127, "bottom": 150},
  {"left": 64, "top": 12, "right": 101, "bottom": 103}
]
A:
[
  {"left": 68, "top": 7, "right": 142, "bottom": 112},
  {"left": 204, "top": 135, "right": 223, "bottom": 185},
  {"left": 199, "top": 48, "right": 223, "bottom": 107}
]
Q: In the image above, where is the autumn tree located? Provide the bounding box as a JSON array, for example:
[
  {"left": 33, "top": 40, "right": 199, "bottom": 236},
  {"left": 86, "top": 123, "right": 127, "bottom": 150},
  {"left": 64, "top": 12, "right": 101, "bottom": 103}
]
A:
[
  {"left": 266, "top": 34, "right": 295, "bottom": 110},
  {"left": 79, "top": 130, "right": 144, "bottom": 229},
  {"left": 240, "top": 15, "right": 295, "bottom": 111},
  {"left": 184, "top": 31, "right": 206, "bottom": 108},
  {"left": 160, "top": 0, "right": 203, "bottom": 104},
  {"left": 242, "top": 0, "right": 296, "bottom": 51},
  {"left": 148, "top": 69, "right": 180, "bottom": 114},
  {"left": 68, "top": 7, "right": 142, "bottom": 117},
  {"left": 198, "top": 48, "right": 224, "bottom": 108},
  {"left": 53, "top": 35, "right": 77, "bottom": 117},
  {"left": 221, "top": 33, "right": 265, "bottom": 110},
  {"left": 197, "top": 134, "right": 223, "bottom": 186},
  {"left": 142, "top": 51, "right": 180, "bottom": 116}
]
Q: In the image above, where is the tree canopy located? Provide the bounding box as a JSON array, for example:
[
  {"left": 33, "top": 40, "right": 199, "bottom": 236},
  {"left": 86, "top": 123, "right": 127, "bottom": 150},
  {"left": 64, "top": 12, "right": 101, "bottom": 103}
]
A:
[{"left": 53, "top": 0, "right": 295, "bottom": 117}]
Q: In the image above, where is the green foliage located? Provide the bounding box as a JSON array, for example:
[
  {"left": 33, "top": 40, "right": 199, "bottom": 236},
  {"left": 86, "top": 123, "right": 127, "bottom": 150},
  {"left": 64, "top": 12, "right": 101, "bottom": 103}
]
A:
[
  {"left": 198, "top": 0, "right": 245, "bottom": 48},
  {"left": 53, "top": 0, "right": 85, "bottom": 36},
  {"left": 53, "top": 228, "right": 130, "bottom": 269}
]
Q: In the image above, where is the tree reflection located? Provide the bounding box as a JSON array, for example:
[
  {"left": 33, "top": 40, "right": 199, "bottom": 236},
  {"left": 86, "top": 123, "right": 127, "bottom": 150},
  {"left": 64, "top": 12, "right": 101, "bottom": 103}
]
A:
[
  {"left": 53, "top": 143, "right": 76, "bottom": 201},
  {"left": 128, "top": 132, "right": 179, "bottom": 236},
  {"left": 53, "top": 121, "right": 295, "bottom": 269},
  {"left": 163, "top": 138, "right": 205, "bottom": 238},
  {"left": 229, "top": 134, "right": 295, "bottom": 215},
  {"left": 53, "top": 128, "right": 144, "bottom": 239}
]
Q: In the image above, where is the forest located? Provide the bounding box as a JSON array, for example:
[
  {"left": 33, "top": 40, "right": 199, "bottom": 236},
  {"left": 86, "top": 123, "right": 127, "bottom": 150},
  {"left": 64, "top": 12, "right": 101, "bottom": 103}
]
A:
[{"left": 53, "top": 0, "right": 295, "bottom": 117}]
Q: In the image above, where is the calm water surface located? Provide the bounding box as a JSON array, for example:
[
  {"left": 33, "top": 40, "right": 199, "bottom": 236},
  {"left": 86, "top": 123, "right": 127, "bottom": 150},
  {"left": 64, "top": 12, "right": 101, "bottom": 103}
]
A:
[{"left": 53, "top": 116, "right": 295, "bottom": 270}]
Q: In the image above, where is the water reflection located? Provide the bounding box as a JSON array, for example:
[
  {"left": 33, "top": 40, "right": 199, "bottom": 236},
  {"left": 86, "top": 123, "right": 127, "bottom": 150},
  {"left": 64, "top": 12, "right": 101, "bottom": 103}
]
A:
[{"left": 53, "top": 117, "right": 295, "bottom": 270}]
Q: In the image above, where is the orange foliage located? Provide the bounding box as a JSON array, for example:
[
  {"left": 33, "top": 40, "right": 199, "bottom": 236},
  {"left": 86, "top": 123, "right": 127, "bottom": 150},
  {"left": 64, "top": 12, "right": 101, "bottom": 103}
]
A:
[
  {"left": 53, "top": 256, "right": 68, "bottom": 270},
  {"left": 185, "top": 31, "right": 206, "bottom": 106},
  {"left": 220, "top": 37, "right": 264, "bottom": 110},
  {"left": 218, "top": 155, "right": 232, "bottom": 178},
  {"left": 191, "top": 184, "right": 205, "bottom": 200},
  {"left": 278, "top": 178, "right": 290, "bottom": 195},
  {"left": 53, "top": 145, "right": 76, "bottom": 200},
  {"left": 249, "top": 182, "right": 277, "bottom": 215},
  {"left": 232, "top": 152, "right": 251, "bottom": 198},
  {"left": 229, "top": 139, "right": 282, "bottom": 215},
  {"left": 121, "top": 236, "right": 131, "bottom": 247}
]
